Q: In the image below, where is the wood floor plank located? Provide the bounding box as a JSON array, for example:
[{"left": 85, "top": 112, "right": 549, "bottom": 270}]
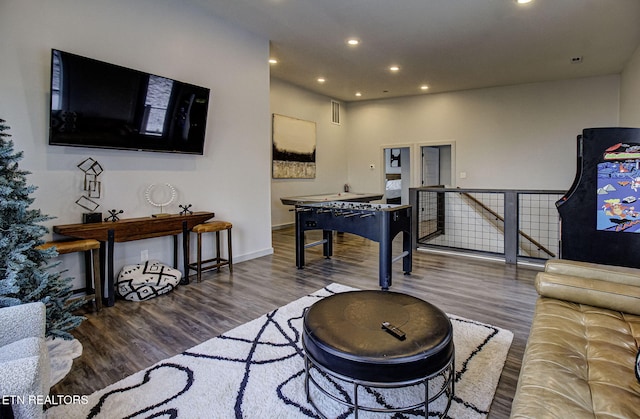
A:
[{"left": 50, "top": 227, "right": 540, "bottom": 418}]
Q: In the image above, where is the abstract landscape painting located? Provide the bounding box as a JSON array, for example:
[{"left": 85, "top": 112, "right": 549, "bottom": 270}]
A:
[{"left": 272, "top": 114, "right": 316, "bottom": 179}]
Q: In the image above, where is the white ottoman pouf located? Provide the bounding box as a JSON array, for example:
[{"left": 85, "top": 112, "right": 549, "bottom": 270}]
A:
[{"left": 117, "top": 260, "right": 181, "bottom": 301}]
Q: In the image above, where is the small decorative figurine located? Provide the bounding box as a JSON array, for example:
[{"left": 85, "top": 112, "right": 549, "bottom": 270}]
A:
[
  {"left": 179, "top": 204, "right": 193, "bottom": 216},
  {"left": 145, "top": 183, "right": 176, "bottom": 217},
  {"left": 104, "top": 209, "right": 124, "bottom": 222}
]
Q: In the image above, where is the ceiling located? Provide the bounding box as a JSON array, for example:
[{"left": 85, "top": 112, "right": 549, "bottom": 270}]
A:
[{"left": 192, "top": 0, "right": 640, "bottom": 102}]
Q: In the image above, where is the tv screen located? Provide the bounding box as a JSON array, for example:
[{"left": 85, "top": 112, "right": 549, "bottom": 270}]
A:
[{"left": 49, "top": 49, "right": 210, "bottom": 155}]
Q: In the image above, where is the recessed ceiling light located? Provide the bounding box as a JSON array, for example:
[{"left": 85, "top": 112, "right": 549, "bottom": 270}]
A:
[
  {"left": 355, "top": 92, "right": 362, "bottom": 97},
  {"left": 347, "top": 39, "right": 360, "bottom": 46},
  {"left": 317, "top": 77, "right": 326, "bottom": 83},
  {"left": 516, "top": 0, "right": 532, "bottom": 4},
  {"left": 389, "top": 66, "right": 400, "bottom": 72},
  {"left": 421, "top": 85, "right": 429, "bottom": 91},
  {"left": 269, "top": 58, "right": 278, "bottom": 64}
]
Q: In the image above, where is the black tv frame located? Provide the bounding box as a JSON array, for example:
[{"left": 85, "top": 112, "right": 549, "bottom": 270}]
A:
[{"left": 48, "top": 49, "right": 210, "bottom": 155}]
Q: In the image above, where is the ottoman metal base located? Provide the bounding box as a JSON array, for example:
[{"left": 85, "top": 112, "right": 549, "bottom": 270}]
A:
[
  {"left": 304, "top": 344, "right": 454, "bottom": 418},
  {"left": 302, "top": 290, "right": 455, "bottom": 418}
]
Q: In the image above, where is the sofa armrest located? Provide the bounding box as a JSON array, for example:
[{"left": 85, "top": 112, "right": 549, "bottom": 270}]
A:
[
  {"left": 0, "top": 337, "right": 49, "bottom": 419},
  {"left": 535, "top": 272, "right": 640, "bottom": 315},
  {"left": 0, "top": 302, "right": 46, "bottom": 347},
  {"left": 545, "top": 259, "right": 640, "bottom": 286}
]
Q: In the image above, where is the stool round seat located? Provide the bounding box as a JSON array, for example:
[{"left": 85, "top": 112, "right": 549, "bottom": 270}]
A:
[
  {"left": 37, "top": 238, "right": 100, "bottom": 254},
  {"left": 192, "top": 221, "right": 232, "bottom": 234}
]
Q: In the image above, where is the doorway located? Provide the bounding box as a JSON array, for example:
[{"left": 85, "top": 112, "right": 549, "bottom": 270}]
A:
[
  {"left": 383, "top": 147, "right": 411, "bottom": 204},
  {"left": 421, "top": 145, "right": 452, "bottom": 187}
]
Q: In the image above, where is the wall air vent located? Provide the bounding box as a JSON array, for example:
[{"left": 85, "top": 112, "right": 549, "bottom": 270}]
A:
[{"left": 331, "top": 100, "right": 341, "bottom": 125}]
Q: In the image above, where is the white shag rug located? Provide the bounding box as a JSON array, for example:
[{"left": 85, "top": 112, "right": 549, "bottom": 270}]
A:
[
  {"left": 46, "top": 283, "right": 513, "bottom": 418},
  {"left": 47, "top": 337, "right": 83, "bottom": 388}
]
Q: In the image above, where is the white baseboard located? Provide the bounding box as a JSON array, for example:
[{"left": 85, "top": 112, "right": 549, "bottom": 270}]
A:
[
  {"left": 234, "top": 247, "right": 274, "bottom": 263},
  {"left": 272, "top": 222, "right": 294, "bottom": 230}
]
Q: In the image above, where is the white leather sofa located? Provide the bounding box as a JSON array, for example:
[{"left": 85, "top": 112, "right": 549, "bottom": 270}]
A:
[{"left": 0, "top": 302, "right": 50, "bottom": 419}]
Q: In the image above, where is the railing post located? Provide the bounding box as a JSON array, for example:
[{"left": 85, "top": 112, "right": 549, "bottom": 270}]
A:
[{"left": 504, "top": 191, "right": 518, "bottom": 264}]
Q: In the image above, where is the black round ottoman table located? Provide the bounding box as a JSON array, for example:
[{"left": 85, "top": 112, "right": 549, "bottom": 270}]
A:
[{"left": 302, "top": 290, "right": 454, "bottom": 418}]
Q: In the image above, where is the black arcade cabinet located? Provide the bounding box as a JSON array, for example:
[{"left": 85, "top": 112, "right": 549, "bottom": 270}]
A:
[{"left": 557, "top": 127, "right": 640, "bottom": 268}]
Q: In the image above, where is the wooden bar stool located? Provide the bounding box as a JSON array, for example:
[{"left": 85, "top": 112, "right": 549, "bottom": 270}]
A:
[
  {"left": 188, "top": 221, "right": 233, "bottom": 282},
  {"left": 37, "top": 239, "right": 102, "bottom": 311}
]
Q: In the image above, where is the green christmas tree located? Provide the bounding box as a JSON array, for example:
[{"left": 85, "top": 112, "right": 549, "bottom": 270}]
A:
[{"left": 0, "top": 118, "right": 84, "bottom": 340}]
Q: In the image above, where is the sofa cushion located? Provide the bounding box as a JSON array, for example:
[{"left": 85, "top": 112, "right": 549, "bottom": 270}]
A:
[
  {"left": 511, "top": 297, "right": 640, "bottom": 418},
  {"left": 0, "top": 336, "right": 50, "bottom": 419},
  {"left": 536, "top": 272, "right": 640, "bottom": 316},
  {"left": 0, "top": 303, "right": 46, "bottom": 347},
  {"left": 545, "top": 259, "right": 640, "bottom": 286},
  {"left": 0, "top": 336, "right": 41, "bottom": 363}
]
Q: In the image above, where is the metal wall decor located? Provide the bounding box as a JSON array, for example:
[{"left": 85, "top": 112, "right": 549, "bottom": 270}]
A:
[
  {"left": 76, "top": 158, "right": 104, "bottom": 221},
  {"left": 75, "top": 195, "right": 100, "bottom": 212}
]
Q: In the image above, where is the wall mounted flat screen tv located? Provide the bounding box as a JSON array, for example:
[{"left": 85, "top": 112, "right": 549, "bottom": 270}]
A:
[{"left": 49, "top": 49, "right": 210, "bottom": 155}]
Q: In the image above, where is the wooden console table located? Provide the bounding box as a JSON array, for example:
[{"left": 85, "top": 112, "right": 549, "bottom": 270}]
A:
[{"left": 54, "top": 211, "right": 214, "bottom": 306}]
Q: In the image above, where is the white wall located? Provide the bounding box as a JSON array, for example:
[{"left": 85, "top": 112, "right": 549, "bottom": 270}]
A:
[
  {"left": 1, "top": 0, "right": 273, "bottom": 288},
  {"left": 270, "top": 78, "right": 349, "bottom": 227},
  {"left": 621, "top": 44, "right": 640, "bottom": 127},
  {"left": 270, "top": 75, "right": 622, "bottom": 227},
  {"left": 346, "top": 75, "right": 621, "bottom": 192}
]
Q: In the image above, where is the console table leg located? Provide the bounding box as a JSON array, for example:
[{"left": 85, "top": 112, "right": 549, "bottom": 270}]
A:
[
  {"left": 172, "top": 235, "right": 178, "bottom": 269},
  {"left": 181, "top": 221, "right": 190, "bottom": 284},
  {"left": 100, "top": 242, "right": 107, "bottom": 307},
  {"left": 106, "top": 229, "right": 115, "bottom": 307}
]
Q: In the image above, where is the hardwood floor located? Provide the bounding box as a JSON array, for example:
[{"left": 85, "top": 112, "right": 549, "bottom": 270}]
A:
[{"left": 50, "top": 227, "right": 541, "bottom": 418}]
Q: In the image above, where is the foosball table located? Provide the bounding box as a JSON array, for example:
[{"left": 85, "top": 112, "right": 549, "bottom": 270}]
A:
[{"left": 294, "top": 201, "right": 412, "bottom": 290}]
